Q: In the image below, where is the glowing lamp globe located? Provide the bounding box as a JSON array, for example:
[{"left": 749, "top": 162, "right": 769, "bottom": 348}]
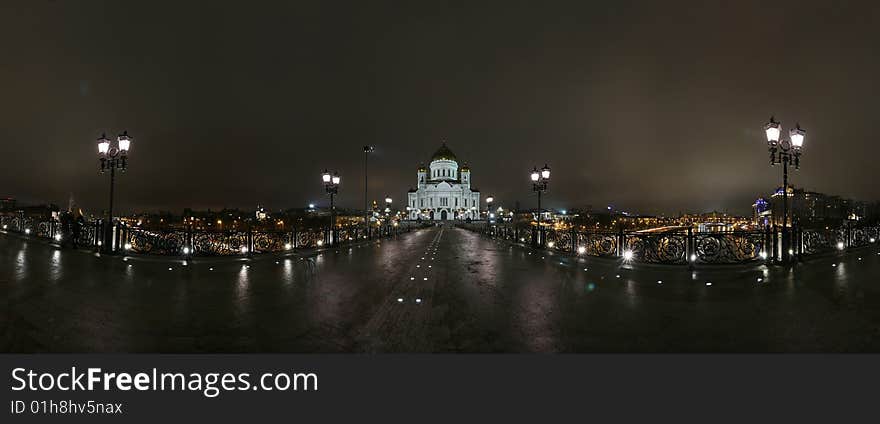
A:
[
  {"left": 97, "top": 134, "right": 110, "bottom": 155},
  {"left": 764, "top": 118, "right": 781, "bottom": 143},
  {"left": 790, "top": 125, "right": 805, "bottom": 149},
  {"left": 117, "top": 131, "right": 131, "bottom": 153},
  {"left": 540, "top": 164, "right": 551, "bottom": 180}
]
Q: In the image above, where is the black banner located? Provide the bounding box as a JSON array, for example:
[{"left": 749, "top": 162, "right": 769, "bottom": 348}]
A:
[{"left": 1, "top": 355, "right": 877, "bottom": 422}]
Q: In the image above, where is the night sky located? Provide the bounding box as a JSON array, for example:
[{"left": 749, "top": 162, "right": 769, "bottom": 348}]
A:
[{"left": 2, "top": 1, "right": 878, "bottom": 215}]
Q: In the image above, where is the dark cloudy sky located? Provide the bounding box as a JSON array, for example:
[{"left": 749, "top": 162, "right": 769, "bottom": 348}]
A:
[{"left": 2, "top": 0, "right": 878, "bottom": 215}]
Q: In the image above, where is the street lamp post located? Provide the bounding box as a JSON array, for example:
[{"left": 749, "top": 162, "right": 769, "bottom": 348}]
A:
[
  {"left": 97, "top": 131, "right": 132, "bottom": 253},
  {"left": 485, "top": 195, "right": 494, "bottom": 227},
  {"left": 322, "top": 169, "right": 341, "bottom": 245},
  {"left": 764, "top": 117, "right": 805, "bottom": 263},
  {"left": 530, "top": 164, "right": 550, "bottom": 247},
  {"left": 363, "top": 145, "right": 374, "bottom": 230},
  {"left": 384, "top": 196, "right": 393, "bottom": 225}
]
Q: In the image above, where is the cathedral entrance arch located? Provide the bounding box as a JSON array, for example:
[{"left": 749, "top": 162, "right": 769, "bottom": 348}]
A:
[
  {"left": 429, "top": 211, "right": 435, "bottom": 220},
  {"left": 441, "top": 210, "right": 448, "bottom": 220}
]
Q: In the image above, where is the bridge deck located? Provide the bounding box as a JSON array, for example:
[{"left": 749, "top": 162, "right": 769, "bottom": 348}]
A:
[{"left": 3, "top": 226, "right": 880, "bottom": 352}]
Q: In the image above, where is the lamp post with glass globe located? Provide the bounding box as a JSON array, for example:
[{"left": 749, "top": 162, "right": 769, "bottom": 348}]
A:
[
  {"left": 384, "top": 196, "right": 393, "bottom": 225},
  {"left": 322, "top": 170, "right": 341, "bottom": 244},
  {"left": 485, "top": 195, "right": 494, "bottom": 219},
  {"left": 764, "top": 117, "right": 805, "bottom": 263},
  {"left": 530, "top": 164, "right": 550, "bottom": 246},
  {"left": 363, "top": 145, "right": 374, "bottom": 229},
  {"left": 97, "top": 131, "right": 132, "bottom": 253},
  {"left": 485, "top": 195, "right": 494, "bottom": 227}
]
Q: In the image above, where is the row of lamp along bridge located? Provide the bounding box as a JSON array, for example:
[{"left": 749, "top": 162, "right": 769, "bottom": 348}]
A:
[
  {"left": 466, "top": 117, "right": 878, "bottom": 265},
  {"left": 2, "top": 117, "right": 876, "bottom": 262},
  {"left": 0, "top": 132, "right": 416, "bottom": 256}
]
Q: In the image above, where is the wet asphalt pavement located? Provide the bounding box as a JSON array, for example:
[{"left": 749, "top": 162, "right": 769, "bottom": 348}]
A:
[{"left": 3, "top": 225, "right": 880, "bottom": 352}]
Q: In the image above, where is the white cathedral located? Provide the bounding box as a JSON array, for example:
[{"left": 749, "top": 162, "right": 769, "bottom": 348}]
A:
[{"left": 407, "top": 143, "right": 481, "bottom": 221}]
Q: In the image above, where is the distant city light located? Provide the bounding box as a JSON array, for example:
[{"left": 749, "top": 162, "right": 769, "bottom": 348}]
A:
[
  {"left": 837, "top": 242, "right": 845, "bottom": 250},
  {"left": 24, "top": 228, "right": 31, "bottom": 235}
]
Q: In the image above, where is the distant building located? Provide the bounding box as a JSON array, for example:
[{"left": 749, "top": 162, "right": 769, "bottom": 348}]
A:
[
  {"left": 752, "top": 197, "right": 771, "bottom": 227},
  {"left": 0, "top": 197, "right": 15, "bottom": 211},
  {"left": 407, "top": 143, "right": 480, "bottom": 221},
  {"left": 768, "top": 186, "right": 863, "bottom": 228}
]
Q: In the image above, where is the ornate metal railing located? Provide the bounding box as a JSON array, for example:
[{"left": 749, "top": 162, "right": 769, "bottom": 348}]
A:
[
  {"left": 119, "top": 223, "right": 421, "bottom": 256},
  {"left": 462, "top": 222, "right": 880, "bottom": 266},
  {"left": 2, "top": 214, "right": 426, "bottom": 256},
  {"left": 1, "top": 214, "right": 102, "bottom": 248}
]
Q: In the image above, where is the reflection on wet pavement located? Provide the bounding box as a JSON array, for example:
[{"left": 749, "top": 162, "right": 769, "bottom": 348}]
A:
[{"left": 3, "top": 226, "right": 880, "bottom": 352}]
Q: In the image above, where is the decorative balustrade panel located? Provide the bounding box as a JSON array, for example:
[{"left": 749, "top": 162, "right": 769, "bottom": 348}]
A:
[
  {"left": 545, "top": 229, "right": 575, "bottom": 252},
  {"left": 497, "top": 226, "right": 523, "bottom": 242},
  {"left": 37, "top": 221, "right": 54, "bottom": 238},
  {"left": 693, "top": 232, "right": 765, "bottom": 264},
  {"left": 78, "top": 222, "right": 99, "bottom": 248},
  {"left": 851, "top": 227, "right": 871, "bottom": 247},
  {"left": 336, "top": 227, "right": 361, "bottom": 243},
  {"left": 295, "top": 228, "right": 324, "bottom": 248},
  {"left": 801, "top": 228, "right": 842, "bottom": 255},
  {"left": 192, "top": 231, "right": 249, "bottom": 255},
  {"left": 625, "top": 232, "right": 687, "bottom": 264},
  {"left": 576, "top": 231, "right": 619, "bottom": 257},
  {"left": 127, "top": 229, "right": 187, "bottom": 255},
  {"left": 252, "top": 231, "right": 289, "bottom": 253}
]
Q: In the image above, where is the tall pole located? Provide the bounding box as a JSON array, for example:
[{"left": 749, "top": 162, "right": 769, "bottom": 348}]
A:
[
  {"left": 782, "top": 156, "right": 789, "bottom": 263},
  {"left": 106, "top": 165, "right": 115, "bottom": 252},
  {"left": 537, "top": 190, "right": 542, "bottom": 247},
  {"left": 330, "top": 192, "right": 335, "bottom": 229},
  {"left": 330, "top": 191, "right": 335, "bottom": 246},
  {"left": 363, "top": 145, "right": 373, "bottom": 231},
  {"left": 764, "top": 117, "right": 804, "bottom": 265},
  {"left": 364, "top": 150, "right": 368, "bottom": 227}
]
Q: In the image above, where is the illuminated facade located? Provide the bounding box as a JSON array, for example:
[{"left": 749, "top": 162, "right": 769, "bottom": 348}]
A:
[
  {"left": 753, "top": 197, "right": 771, "bottom": 226},
  {"left": 407, "top": 143, "right": 480, "bottom": 221}
]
